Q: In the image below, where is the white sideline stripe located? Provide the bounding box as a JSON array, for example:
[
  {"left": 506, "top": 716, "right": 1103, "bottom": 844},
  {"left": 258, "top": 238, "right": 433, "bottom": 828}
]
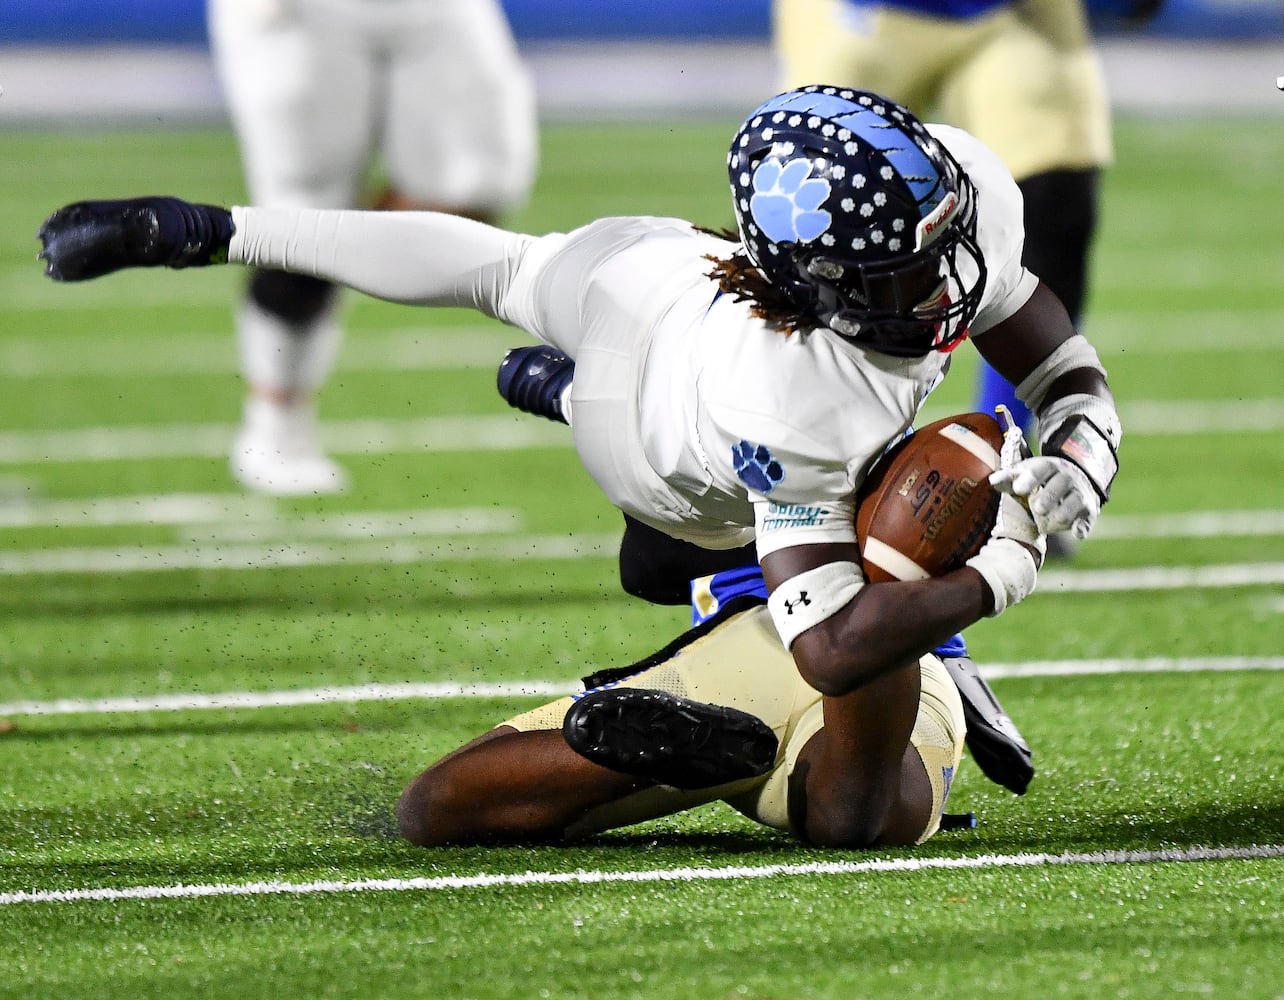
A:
[
  {"left": 0, "top": 532, "right": 618, "bottom": 575},
  {"left": 1120, "top": 399, "right": 1284, "bottom": 435},
  {"left": 1039, "top": 562, "right": 1284, "bottom": 592},
  {"left": 0, "top": 492, "right": 276, "bottom": 527},
  {"left": 0, "top": 415, "right": 569, "bottom": 464},
  {"left": 0, "top": 399, "right": 1280, "bottom": 466},
  {"left": 1090, "top": 509, "right": 1284, "bottom": 540},
  {"left": 0, "top": 493, "right": 523, "bottom": 537},
  {"left": 0, "top": 681, "right": 578, "bottom": 718},
  {"left": 4, "top": 495, "right": 1281, "bottom": 541},
  {"left": 2, "top": 845, "right": 1280, "bottom": 907},
  {"left": 0, "top": 492, "right": 250, "bottom": 527},
  {"left": 983, "top": 656, "right": 1284, "bottom": 680},
  {"left": 1, "top": 543, "right": 1281, "bottom": 591},
  {"left": 2, "top": 656, "right": 1279, "bottom": 718},
  {"left": 0, "top": 327, "right": 518, "bottom": 377},
  {"left": 180, "top": 508, "right": 523, "bottom": 544},
  {"left": 4, "top": 306, "right": 1281, "bottom": 363}
]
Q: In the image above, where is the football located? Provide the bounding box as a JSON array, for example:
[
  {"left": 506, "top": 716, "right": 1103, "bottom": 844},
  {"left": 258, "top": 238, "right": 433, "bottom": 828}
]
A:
[{"left": 855, "top": 412, "right": 1004, "bottom": 583}]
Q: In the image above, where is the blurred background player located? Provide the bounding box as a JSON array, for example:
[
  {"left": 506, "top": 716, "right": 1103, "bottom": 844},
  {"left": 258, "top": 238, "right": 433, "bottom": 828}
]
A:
[
  {"left": 773, "top": 0, "right": 1159, "bottom": 555},
  {"left": 208, "top": 0, "right": 538, "bottom": 495}
]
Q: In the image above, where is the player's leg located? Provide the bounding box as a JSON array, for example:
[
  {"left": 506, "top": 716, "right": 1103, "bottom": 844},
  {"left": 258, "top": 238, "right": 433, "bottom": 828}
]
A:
[
  {"left": 945, "top": 0, "right": 1111, "bottom": 555},
  {"left": 786, "top": 664, "right": 928, "bottom": 845},
  {"left": 396, "top": 726, "right": 647, "bottom": 846},
  {"left": 769, "top": 654, "right": 965, "bottom": 846},
  {"left": 972, "top": 164, "right": 1099, "bottom": 450},
  {"left": 618, "top": 514, "right": 760, "bottom": 607},
  {"left": 1017, "top": 168, "right": 1099, "bottom": 327},
  {"left": 397, "top": 602, "right": 790, "bottom": 846},
  {"left": 556, "top": 605, "right": 967, "bottom": 847},
  {"left": 941, "top": 0, "right": 1110, "bottom": 282},
  {"left": 208, "top": 0, "right": 375, "bottom": 495},
  {"left": 492, "top": 348, "right": 760, "bottom": 602},
  {"left": 382, "top": 0, "right": 536, "bottom": 223},
  {"left": 772, "top": 0, "right": 991, "bottom": 109}
]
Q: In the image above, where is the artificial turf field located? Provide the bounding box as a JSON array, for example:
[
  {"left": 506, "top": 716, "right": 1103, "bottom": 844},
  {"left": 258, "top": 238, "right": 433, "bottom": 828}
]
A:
[{"left": 1, "top": 115, "right": 1282, "bottom": 998}]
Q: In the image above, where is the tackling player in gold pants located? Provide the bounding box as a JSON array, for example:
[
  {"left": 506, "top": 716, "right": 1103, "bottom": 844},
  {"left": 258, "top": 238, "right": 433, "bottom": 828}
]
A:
[{"left": 395, "top": 598, "right": 967, "bottom": 848}]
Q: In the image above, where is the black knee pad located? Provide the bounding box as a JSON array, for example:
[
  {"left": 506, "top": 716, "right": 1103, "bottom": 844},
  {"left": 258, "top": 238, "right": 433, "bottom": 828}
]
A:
[
  {"left": 248, "top": 268, "right": 337, "bottom": 327},
  {"left": 1017, "top": 168, "right": 1100, "bottom": 324},
  {"left": 618, "top": 514, "right": 758, "bottom": 606}
]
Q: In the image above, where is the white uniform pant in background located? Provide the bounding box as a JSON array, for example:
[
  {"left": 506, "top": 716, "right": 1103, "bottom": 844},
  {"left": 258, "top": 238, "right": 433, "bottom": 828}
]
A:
[{"left": 208, "top": 0, "right": 538, "bottom": 212}]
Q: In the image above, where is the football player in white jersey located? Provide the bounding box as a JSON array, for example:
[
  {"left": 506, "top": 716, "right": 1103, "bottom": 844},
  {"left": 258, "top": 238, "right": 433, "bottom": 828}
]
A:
[
  {"left": 208, "top": 0, "right": 537, "bottom": 495},
  {"left": 37, "top": 87, "right": 1122, "bottom": 848}
]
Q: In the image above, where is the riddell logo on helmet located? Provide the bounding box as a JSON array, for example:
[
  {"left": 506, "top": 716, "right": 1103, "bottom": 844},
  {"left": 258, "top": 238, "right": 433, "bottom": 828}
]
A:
[{"left": 914, "top": 192, "right": 959, "bottom": 251}]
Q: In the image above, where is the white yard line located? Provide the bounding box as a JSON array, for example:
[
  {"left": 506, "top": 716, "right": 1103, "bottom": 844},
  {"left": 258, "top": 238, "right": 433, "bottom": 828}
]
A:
[
  {"left": 0, "top": 681, "right": 578, "bottom": 717},
  {"left": 0, "top": 494, "right": 520, "bottom": 539},
  {"left": 179, "top": 508, "right": 523, "bottom": 543},
  {"left": 0, "top": 326, "right": 519, "bottom": 376},
  {"left": 0, "top": 399, "right": 1280, "bottom": 468},
  {"left": 1118, "top": 399, "right": 1284, "bottom": 435},
  {"left": 2, "top": 656, "right": 1279, "bottom": 718},
  {"left": 983, "top": 656, "right": 1284, "bottom": 679},
  {"left": 0, "top": 493, "right": 521, "bottom": 538},
  {"left": 1090, "top": 509, "right": 1284, "bottom": 539},
  {"left": 0, "top": 491, "right": 276, "bottom": 527},
  {"left": 2, "top": 844, "right": 1280, "bottom": 907},
  {"left": 3, "top": 493, "right": 1281, "bottom": 539},
  {"left": 1038, "top": 562, "right": 1284, "bottom": 592},
  {"left": 0, "top": 414, "right": 569, "bottom": 464},
  {"left": 0, "top": 532, "right": 619, "bottom": 575},
  {"left": 2, "top": 309, "right": 1280, "bottom": 375},
  {"left": 0, "top": 538, "right": 1279, "bottom": 587}
]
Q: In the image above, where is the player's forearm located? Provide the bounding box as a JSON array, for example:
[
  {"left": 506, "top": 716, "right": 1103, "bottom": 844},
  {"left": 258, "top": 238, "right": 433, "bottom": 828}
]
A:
[
  {"left": 790, "top": 573, "right": 989, "bottom": 697},
  {"left": 229, "top": 206, "right": 525, "bottom": 314}
]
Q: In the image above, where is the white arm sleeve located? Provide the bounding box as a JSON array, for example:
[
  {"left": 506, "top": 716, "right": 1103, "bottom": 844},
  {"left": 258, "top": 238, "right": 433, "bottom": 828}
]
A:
[{"left": 228, "top": 206, "right": 537, "bottom": 320}]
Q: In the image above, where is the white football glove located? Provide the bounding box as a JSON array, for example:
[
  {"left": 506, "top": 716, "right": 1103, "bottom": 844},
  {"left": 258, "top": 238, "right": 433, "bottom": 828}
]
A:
[
  {"left": 990, "top": 393, "right": 1120, "bottom": 541},
  {"left": 967, "top": 407, "right": 1047, "bottom": 617},
  {"left": 990, "top": 454, "right": 1099, "bottom": 540}
]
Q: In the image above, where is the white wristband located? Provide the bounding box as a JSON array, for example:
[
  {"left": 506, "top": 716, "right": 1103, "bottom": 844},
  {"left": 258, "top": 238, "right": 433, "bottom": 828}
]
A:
[
  {"left": 767, "top": 561, "right": 865, "bottom": 648},
  {"left": 1014, "top": 335, "right": 1106, "bottom": 413},
  {"left": 966, "top": 539, "right": 1038, "bottom": 617}
]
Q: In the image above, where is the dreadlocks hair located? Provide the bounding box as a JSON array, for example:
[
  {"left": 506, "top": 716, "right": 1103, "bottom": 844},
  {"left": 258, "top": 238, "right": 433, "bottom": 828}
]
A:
[{"left": 697, "top": 226, "right": 819, "bottom": 336}]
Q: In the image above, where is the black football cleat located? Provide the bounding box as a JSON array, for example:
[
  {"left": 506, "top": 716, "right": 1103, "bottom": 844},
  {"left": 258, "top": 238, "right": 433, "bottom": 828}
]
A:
[
  {"left": 497, "top": 345, "right": 574, "bottom": 424},
  {"left": 563, "top": 687, "right": 778, "bottom": 790},
  {"left": 941, "top": 655, "right": 1034, "bottom": 795},
  {"left": 37, "top": 197, "right": 234, "bottom": 281}
]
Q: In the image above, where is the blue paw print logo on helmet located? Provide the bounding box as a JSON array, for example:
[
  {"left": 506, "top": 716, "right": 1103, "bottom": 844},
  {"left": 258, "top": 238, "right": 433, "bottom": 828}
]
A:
[
  {"left": 749, "top": 159, "right": 832, "bottom": 245},
  {"left": 732, "top": 440, "right": 785, "bottom": 494}
]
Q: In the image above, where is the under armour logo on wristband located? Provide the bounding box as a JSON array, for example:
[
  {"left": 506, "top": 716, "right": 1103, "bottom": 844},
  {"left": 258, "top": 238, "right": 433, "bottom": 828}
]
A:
[{"left": 783, "top": 592, "right": 811, "bottom": 614}]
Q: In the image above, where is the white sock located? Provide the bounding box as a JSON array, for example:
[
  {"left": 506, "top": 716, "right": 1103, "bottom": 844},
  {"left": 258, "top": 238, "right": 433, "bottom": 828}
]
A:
[{"left": 237, "top": 295, "right": 344, "bottom": 397}]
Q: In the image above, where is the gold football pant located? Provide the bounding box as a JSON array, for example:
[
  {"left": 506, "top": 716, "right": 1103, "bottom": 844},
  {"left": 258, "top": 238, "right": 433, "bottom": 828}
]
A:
[{"left": 503, "top": 604, "right": 966, "bottom": 844}]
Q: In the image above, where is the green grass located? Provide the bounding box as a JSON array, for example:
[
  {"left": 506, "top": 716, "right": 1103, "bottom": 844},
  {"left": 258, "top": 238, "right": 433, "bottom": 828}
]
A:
[{"left": 1, "top": 116, "right": 1282, "bottom": 999}]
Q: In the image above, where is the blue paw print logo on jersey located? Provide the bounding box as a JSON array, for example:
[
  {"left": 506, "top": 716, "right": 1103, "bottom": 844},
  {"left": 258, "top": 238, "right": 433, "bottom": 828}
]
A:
[
  {"left": 732, "top": 440, "right": 785, "bottom": 494},
  {"left": 749, "top": 159, "right": 832, "bottom": 245}
]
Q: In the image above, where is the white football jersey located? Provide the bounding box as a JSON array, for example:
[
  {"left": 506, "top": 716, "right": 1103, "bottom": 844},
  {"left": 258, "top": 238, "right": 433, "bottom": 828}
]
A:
[{"left": 231, "top": 124, "right": 1036, "bottom": 556}]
